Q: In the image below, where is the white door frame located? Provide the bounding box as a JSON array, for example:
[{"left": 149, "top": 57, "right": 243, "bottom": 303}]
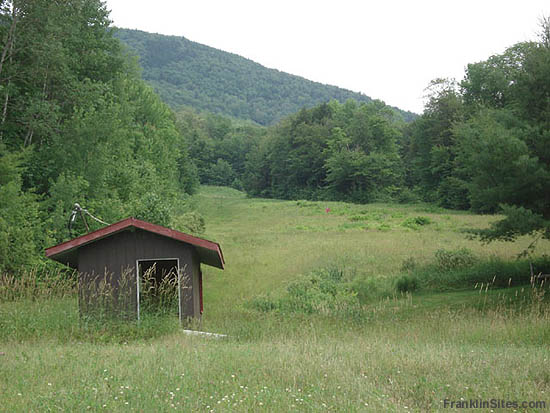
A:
[{"left": 136, "top": 258, "right": 181, "bottom": 322}]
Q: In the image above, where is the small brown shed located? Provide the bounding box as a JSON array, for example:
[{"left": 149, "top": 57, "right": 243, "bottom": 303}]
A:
[{"left": 45, "top": 217, "right": 224, "bottom": 321}]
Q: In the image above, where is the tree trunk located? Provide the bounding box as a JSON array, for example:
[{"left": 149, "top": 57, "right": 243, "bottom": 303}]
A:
[
  {"left": 0, "top": 4, "right": 16, "bottom": 141},
  {"left": 1, "top": 84, "right": 9, "bottom": 124},
  {"left": 0, "top": 4, "right": 17, "bottom": 80},
  {"left": 23, "top": 127, "right": 33, "bottom": 146}
]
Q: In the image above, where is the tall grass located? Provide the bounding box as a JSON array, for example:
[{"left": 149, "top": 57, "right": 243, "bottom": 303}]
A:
[
  {"left": 0, "top": 267, "right": 77, "bottom": 301},
  {"left": 139, "top": 264, "right": 180, "bottom": 316},
  {"left": 2, "top": 283, "right": 548, "bottom": 411},
  {"left": 0, "top": 265, "right": 184, "bottom": 343},
  {"left": 1, "top": 186, "right": 549, "bottom": 412},
  {"left": 395, "top": 248, "right": 550, "bottom": 293}
]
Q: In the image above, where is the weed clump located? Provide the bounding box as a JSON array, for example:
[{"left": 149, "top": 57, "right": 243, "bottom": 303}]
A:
[
  {"left": 395, "top": 275, "right": 419, "bottom": 293},
  {"left": 401, "top": 216, "right": 432, "bottom": 230},
  {"left": 250, "top": 266, "right": 359, "bottom": 316},
  {"left": 434, "top": 248, "right": 477, "bottom": 271},
  {"left": 349, "top": 276, "right": 393, "bottom": 303}
]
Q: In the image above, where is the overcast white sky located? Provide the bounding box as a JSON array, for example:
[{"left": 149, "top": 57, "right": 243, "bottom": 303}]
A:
[{"left": 106, "top": 0, "right": 549, "bottom": 114}]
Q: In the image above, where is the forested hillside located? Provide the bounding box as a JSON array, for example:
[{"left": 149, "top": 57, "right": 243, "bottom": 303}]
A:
[
  {"left": 115, "top": 28, "right": 416, "bottom": 125},
  {"left": 182, "top": 18, "right": 550, "bottom": 247},
  {"left": 0, "top": 0, "right": 199, "bottom": 273}
]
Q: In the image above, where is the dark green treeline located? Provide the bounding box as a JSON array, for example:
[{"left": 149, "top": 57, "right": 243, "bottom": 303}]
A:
[
  {"left": 186, "top": 18, "right": 550, "bottom": 244},
  {"left": 0, "top": 0, "right": 199, "bottom": 273}
]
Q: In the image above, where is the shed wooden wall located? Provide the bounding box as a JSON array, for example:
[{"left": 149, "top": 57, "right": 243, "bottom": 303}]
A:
[{"left": 77, "top": 228, "right": 201, "bottom": 319}]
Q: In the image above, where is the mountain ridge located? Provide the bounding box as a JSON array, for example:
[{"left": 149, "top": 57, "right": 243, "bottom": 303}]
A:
[{"left": 115, "top": 28, "right": 417, "bottom": 124}]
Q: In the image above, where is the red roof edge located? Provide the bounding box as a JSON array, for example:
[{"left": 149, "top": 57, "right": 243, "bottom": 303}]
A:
[{"left": 45, "top": 217, "right": 224, "bottom": 269}]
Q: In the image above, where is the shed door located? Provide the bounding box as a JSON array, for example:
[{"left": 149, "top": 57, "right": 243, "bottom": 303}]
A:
[{"left": 137, "top": 258, "right": 180, "bottom": 321}]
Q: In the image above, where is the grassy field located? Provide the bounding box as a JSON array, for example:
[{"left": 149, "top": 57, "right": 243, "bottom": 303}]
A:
[{"left": 1, "top": 186, "right": 549, "bottom": 412}]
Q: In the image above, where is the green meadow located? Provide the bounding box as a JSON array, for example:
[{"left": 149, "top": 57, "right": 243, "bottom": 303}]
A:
[{"left": 1, "top": 186, "right": 549, "bottom": 412}]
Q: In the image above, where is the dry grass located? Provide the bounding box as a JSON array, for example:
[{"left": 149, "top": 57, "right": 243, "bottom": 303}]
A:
[{"left": 0, "top": 267, "right": 76, "bottom": 301}]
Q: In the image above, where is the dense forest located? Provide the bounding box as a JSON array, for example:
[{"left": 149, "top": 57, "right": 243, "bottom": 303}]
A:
[
  {"left": 0, "top": 0, "right": 199, "bottom": 273},
  {"left": 0, "top": 0, "right": 548, "bottom": 275},
  {"left": 115, "top": 28, "right": 417, "bottom": 125},
  {"left": 403, "top": 22, "right": 550, "bottom": 244},
  {"left": 181, "top": 18, "right": 550, "bottom": 247}
]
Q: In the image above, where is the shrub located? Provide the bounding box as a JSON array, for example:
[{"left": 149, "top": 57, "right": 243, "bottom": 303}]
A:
[
  {"left": 173, "top": 211, "right": 206, "bottom": 236},
  {"left": 249, "top": 295, "right": 278, "bottom": 312},
  {"left": 401, "top": 216, "right": 431, "bottom": 230},
  {"left": 250, "top": 266, "right": 358, "bottom": 316},
  {"left": 350, "top": 276, "right": 393, "bottom": 303},
  {"left": 395, "top": 275, "right": 419, "bottom": 293},
  {"left": 434, "top": 248, "right": 477, "bottom": 271},
  {"left": 231, "top": 178, "right": 244, "bottom": 191},
  {"left": 404, "top": 254, "right": 550, "bottom": 292}
]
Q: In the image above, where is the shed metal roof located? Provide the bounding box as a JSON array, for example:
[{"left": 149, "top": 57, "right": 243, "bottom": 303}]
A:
[{"left": 45, "top": 217, "right": 225, "bottom": 269}]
